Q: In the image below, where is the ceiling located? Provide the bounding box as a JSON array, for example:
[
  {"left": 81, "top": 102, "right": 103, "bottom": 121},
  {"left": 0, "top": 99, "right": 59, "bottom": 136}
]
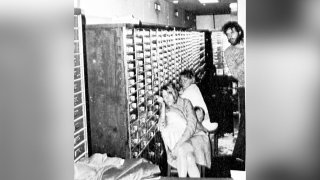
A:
[{"left": 166, "top": 0, "right": 237, "bottom": 15}]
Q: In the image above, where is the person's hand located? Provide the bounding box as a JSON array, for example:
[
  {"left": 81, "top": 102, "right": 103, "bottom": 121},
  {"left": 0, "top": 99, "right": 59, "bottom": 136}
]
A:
[
  {"left": 178, "top": 89, "right": 184, "bottom": 95},
  {"left": 171, "top": 142, "right": 181, "bottom": 157},
  {"left": 167, "top": 149, "right": 177, "bottom": 160},
  {"left": 156, "top": 96, "right": 165, "bottom": 104},
  {"left": 169, "top": 152, "right": 177, "bottom": 160},
  {"left": 158, "top": 119, "right": 167, "bottom": 131}
]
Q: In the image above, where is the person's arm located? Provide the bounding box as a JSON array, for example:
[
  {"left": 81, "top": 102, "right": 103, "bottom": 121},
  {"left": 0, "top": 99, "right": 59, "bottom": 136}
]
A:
[
  {"left": 157, "top": 97, "right": 166, "bottom": 131},
  {"left": 173, "top": 99, "right": 197, "bottom": 149},
  {"left": 223, "top": 48, "right": 233, "bottom": 76}
]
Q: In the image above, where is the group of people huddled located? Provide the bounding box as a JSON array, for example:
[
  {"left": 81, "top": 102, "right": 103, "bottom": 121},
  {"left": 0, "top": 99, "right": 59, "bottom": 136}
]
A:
[
  {"left": 157, "top": 70, "right": 215, "bottom": 178},
  {"left": 157, "top": 21, "right": 245, "bottom": 177}
]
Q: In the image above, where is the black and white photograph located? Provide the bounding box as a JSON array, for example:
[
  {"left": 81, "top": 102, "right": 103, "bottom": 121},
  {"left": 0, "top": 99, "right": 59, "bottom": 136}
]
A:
[
  {"left": 74, "top": 0, "right": 246, "bottom": 179},
  {"left": 2, "top": 0, "right": 320, "bottom": 180}
]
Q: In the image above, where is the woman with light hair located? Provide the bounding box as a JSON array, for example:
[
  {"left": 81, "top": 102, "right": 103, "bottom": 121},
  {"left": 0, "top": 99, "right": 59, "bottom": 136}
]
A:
[{"left": 158, "top": 83, "right": 211, "bottom": 178}]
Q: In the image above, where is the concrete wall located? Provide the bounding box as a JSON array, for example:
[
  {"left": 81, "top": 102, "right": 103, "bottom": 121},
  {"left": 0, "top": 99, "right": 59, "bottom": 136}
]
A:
[
  {"left": 214, "top": 14, "right": 238, "bottom": 30},
  {"left": 196, "top": 15, "right": 214, "bottom": 31},
  {"left": 237, "top": 0, "right": 246, "bottom": 34},
  {"left": 77, "top": 0, "right": 196, "bottom": 28}
]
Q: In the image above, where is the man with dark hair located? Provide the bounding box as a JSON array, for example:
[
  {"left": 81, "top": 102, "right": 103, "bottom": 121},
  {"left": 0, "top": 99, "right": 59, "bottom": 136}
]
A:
[
  {"left": 222, "top": 21, "right": 244, "bottom": 86},
  {"left": 222, "top": 21, "right": 244, "bottom": 46},
  {"left": 222, "top": 21, "right": 245, "bottom": 169}
]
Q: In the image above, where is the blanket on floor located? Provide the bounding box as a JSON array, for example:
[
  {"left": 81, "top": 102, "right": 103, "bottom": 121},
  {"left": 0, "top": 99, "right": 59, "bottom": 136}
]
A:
[{"left": 74, "top": 153, "right": 160, "bottom": 180}]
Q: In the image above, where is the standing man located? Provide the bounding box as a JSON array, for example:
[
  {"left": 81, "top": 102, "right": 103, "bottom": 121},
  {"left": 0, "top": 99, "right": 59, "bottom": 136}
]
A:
[
  {"left": 222, "top": 21, "right": 245, "bottom": 168},
  {"left": 222, "top": 21, "right": 244, "bottom": 86}
]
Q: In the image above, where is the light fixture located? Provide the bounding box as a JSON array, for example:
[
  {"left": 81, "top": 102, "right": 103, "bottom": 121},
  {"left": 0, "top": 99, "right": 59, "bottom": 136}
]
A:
[
  {"left": 229, "top": 3, "right": 237, "bottom": 13},
  {"left": 174, "top": 9, "right": 179, "bottom": 17},
  {"left": 198, "top": 0, "right": 219, "bottom": 4},
  {"left": 154, "top": 3, "right": 161, "bottom": 11},
  {"left": 173, "top": 0, "right": 178, "bottom": 4}
]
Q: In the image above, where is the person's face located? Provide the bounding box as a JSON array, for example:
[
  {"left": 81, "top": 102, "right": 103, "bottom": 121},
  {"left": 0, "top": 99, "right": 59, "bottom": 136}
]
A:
[
  {"left": 180, "top": 76, "right": 193, "bottom": 89},
  {"left": 162, "top": 88, "right": 176, "bottom": 106},
  {"left": 196, "top": 110, "right": 204, "bottom": 122},
  {"left": 226, "top": 27, "right": 240, "bottom": 46}
]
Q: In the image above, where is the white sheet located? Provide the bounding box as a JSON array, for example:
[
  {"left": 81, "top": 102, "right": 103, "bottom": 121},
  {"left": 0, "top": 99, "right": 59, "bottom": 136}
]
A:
[{"left": 74, "top": 153, "right": 124, "bottom": 180}]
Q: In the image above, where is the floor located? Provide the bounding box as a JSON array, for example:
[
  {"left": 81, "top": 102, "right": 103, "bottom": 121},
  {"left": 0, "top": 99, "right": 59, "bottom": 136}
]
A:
[
  {"left": 163, "top": 142, "right": 244, "bottom": 178},
  {"left": 207, "top": 115, "right": 245, "bottom": 178},
  {"left": 164, "top": 155, "right": 243, "bottom": 178}
]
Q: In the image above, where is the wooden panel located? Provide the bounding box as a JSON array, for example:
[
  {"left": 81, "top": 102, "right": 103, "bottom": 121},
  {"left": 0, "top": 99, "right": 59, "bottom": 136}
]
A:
[
  {"left": 86, "top": 25, "right": 129, "bottom": 158},
  {"left": 74, "top": 67, "right": 81, "bottom": 80},
  {"left": 74, "top": 93, "right": 82, "bottom": 107},
  {"left": 84, "top": 24, "right": 206, "bottom": 164},
  {"left": 74, "top": 54, "right": 80, "bottom": 66},
  {"left": 74, "top": 80, "right": 82, "bottom": 93},
  {"left": 115, "top": 28, "right": 131, "bottom": 158},
  {"left": 74, "top": 105, "right": 83, "bottom": 120}
]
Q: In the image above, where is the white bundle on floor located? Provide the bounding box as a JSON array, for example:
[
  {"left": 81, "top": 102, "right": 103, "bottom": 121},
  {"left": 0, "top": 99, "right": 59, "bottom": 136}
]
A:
[
  {"left": 74, "top": 153, "right": 124, "bottom": 180},
  {"left": 218, "top": 134, "right": 236, "bottom": 155},
  {"left": 74, "top": 153, "right": 160, "bottom": 180}
]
